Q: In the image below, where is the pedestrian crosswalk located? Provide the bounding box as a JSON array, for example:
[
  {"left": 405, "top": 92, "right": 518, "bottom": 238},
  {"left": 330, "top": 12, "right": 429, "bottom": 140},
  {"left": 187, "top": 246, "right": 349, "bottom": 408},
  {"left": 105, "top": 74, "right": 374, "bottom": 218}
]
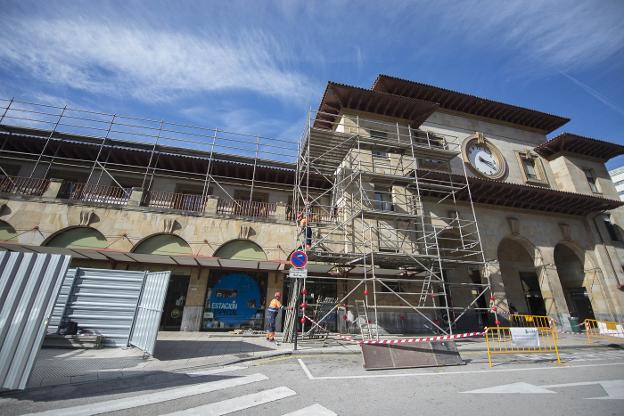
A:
[{"left": 22, "top": 365, "right": 337, "bottom": 416}]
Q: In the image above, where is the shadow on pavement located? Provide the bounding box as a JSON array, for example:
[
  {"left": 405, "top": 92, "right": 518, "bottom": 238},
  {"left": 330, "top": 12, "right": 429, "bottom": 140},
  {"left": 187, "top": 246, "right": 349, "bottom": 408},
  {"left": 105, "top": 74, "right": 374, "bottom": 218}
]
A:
[
  {"left": 153, "top": 340, "right": 273, "bottom": 360},
  {"left": 0, "top": 371, "right": 241, "bottom": 403}
]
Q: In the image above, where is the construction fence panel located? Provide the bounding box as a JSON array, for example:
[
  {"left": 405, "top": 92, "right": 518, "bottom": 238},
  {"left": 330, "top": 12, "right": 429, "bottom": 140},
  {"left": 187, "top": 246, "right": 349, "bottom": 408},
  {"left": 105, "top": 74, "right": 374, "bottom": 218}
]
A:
[
  {"left": 485, "top": 324, "right": 560, "bottom": 368},
  {"left": 63, "top": 268, "right": 147, "bottom": 347},
  {"left": 0, "top": 251, "right": 71, "bottom": 390},
  {"left": 129, "top": 271, "right": 171, "bottom": 356},
  {"left": 584, "top": 319, "right": 624, "bottom": 343},
  {"left": 46, "top": 268, "right": 76, "bottom": 334},
  {"left": 509, "top": 314, "right": 554, "bottom": 329}
]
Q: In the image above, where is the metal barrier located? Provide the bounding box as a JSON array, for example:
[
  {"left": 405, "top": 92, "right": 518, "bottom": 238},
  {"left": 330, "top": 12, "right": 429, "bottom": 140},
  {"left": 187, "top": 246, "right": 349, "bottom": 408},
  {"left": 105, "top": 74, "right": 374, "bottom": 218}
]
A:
[
  {"left": 584, "top": 319, "right": 624, "bottom": 343},
  {"left": 485, "top": 318, "right": 561, "bottom": 367},
  {"left": 509, "top": 314, "right": 555, "bottom": 329}
]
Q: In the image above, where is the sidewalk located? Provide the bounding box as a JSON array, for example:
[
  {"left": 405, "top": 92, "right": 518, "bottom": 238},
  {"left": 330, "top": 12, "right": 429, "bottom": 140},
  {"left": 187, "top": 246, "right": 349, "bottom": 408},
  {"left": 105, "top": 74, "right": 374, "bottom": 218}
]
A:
[{"left": 26, "top": 331, "right": 619, "bottom": 389}]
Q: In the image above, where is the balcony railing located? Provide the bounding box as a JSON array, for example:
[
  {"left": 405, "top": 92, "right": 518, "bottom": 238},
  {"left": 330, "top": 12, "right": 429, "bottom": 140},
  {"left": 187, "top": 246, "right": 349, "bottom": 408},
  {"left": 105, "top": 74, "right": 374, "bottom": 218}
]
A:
[
  {"left": 287, "top": 206, "right": 340, "bottom": 224},
  {"left": 217, "top": 198, "right": 277, "bottom": 218},
  {"left": 0, "top": 175, "right": 49, "bottom": 196},
  {"left": 65, "top": 182, "right": 131, "bottom": 206},
  {"left": 143, "top": 191, "right": 208, "bottom": 213}
]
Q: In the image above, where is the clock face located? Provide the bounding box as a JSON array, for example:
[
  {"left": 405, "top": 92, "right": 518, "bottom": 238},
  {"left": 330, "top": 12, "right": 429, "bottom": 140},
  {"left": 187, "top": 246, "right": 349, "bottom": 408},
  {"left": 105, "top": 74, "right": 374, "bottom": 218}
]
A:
[{"left": 466, "top": 142, "right": 502, "bottom": 177}]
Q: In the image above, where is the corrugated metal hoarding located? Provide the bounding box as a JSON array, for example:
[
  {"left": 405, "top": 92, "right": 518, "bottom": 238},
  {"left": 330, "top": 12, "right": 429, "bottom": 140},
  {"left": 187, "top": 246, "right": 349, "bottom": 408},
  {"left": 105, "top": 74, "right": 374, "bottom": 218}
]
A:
[
  {"left": 0, "top": 251, "right": 71, "bottom": 391},
  {"left": 129, "top": 271, "right": 171, "bottom": 355},
  {"left": 46, "top": 268, "right": 76, "bottom": 334},
  {"left": 62, "top": 268, "right": 147, "bottom": 347}
]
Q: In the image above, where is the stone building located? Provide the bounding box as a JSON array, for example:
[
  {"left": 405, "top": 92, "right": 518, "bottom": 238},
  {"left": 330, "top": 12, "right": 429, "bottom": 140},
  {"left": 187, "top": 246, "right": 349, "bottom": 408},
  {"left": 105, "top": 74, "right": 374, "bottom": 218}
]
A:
[{"left": 1, "top": 75, "right": 623, "bottom": 334}]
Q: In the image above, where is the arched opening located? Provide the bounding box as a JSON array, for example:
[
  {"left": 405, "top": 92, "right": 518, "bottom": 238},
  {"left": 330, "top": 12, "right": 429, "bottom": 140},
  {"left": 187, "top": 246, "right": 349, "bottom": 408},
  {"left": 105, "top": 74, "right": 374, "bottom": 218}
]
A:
[
  {"left": 214, "top": 239, "right": 267, "bottom": 261},
  {"left": 497, "top": 237, "right": 546, "bottom": 316},
  {"left": 45, "top": 226, "right": 108, "bottom": 249},
  {"left": 554, "top": 243, "right": 595, "bottom": 323},
  {"left": 133, "top": 234, "right": 192, "bottom": 256},
  {"left": 203, "top": 240, "right": 269, "bottom": 331},
  {"left": 0, "top": 221, "right": 17, "bottom": 241}
]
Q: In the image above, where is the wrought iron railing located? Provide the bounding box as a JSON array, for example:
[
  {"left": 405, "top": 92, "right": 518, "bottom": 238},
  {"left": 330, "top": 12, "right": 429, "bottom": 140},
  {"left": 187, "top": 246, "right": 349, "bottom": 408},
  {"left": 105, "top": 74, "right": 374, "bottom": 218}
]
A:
[
  {"left": 143, "top": 191, "right": 207, "bottom": 213},
  {"left": 217, "top": 198, "right": 276, "bottom": 218},
  {"left": 65, "top": 182, "right": 131, "bottom": 206},
  {"left": 0, "top": 175, "right": 49, "bottom": 196}
]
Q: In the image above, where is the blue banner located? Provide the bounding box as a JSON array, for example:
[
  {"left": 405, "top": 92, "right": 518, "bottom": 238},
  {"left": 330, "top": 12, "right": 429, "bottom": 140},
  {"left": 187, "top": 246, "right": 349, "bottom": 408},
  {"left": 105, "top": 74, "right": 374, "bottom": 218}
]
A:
[{"left": 209, "top": 273, "right": 261, "bottom": 326}]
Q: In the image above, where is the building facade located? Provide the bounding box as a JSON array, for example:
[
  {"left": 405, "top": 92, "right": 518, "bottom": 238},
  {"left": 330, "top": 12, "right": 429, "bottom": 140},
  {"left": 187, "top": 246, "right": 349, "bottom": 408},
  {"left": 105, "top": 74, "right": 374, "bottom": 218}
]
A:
[
  {"left": 608, "top": 166, "right": 624, "bottom": 201},
  {"left": 1, "top": 76, "right": 623, "bottom": 335}
]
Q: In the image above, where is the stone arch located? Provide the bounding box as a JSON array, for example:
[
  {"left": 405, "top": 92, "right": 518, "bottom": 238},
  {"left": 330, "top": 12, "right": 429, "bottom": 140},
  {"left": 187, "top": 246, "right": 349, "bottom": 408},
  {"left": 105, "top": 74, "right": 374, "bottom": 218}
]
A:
[
  {"left": 44, "top": 226, "right": 109, "bottom": 249},
  {"left": 554, "top": 241, "right": 602, "bottom": 322},
  {"left": 132, "top": 233, "right": 192, "bottom": 256},
  {"left": 214, "top": 239, "right": 267, "bottom": 261},
  {"left": 496, "top": 235, "right": 548, "bottom": 316},
  {"left": 0, "top": 220, "right": 17, "bottom": 241}
]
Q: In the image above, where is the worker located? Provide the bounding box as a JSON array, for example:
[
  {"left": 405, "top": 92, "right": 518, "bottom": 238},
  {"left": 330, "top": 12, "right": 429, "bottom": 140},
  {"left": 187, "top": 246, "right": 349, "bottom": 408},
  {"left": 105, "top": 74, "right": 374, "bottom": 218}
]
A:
[
  {"left": 266, "top": 291, "right": 291, "bottom": 342},
  {"left": 297, "top": 212, "right": 312, "bottom": 250}
]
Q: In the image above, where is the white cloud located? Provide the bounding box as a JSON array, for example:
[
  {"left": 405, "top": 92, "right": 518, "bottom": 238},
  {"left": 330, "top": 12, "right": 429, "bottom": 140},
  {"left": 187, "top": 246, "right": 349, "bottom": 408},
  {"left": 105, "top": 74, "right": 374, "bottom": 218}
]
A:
[
  {"left": 438, "top": 0, "right": 624, "bottom": 72},
  {"left": 0, "top": 17, "right": 317, "bottom": 104}
]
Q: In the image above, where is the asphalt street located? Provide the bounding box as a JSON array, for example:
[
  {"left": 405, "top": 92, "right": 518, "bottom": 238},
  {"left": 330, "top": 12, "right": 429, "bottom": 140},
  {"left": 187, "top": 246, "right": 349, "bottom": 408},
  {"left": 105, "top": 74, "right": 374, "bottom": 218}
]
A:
[{"left": 1, "top": 345, "right": 623, "bottom": 416}]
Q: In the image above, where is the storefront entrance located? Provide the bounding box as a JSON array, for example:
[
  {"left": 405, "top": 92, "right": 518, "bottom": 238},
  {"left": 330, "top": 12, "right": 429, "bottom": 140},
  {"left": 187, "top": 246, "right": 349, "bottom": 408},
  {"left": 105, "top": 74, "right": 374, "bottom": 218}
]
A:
[
  {"left": 160, "top": 276, "right": 190, "bottom": 331},
  {"left": 202, "top": 271, "right": 268, "bottom": 330}
]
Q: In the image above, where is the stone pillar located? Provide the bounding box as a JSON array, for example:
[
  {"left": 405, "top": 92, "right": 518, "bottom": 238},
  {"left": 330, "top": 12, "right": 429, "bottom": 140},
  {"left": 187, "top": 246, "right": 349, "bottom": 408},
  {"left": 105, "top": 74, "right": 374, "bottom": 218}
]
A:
[
  {"left": 42, "top": 178, "right": 63, "bottom": 199},
  {"left": 275, "top": 201, "right": 287, "bottom": 220},
  {"left": 538, "top": 248, "right": 572, "bottom": 331},
  {"left": 128, "top": 187, "right": 143, "bottom": 207},
  {"left": 181, "top": 268, "right": 209, "bottom": 331},
  {"left": 205, "top": 195, "right": 218, "bottom": 215}
]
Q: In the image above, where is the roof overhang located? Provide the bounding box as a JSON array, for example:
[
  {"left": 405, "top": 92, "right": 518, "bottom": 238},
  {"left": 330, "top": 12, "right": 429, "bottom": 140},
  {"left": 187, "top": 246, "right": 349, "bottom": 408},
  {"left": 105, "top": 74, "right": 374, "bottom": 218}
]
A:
[
  {"left": 372, "top": 75, "right": 570, "bottom": 134},
  {"left": 417, "top": 169, "right": 624, "bottom": 216},
  {"left": 314, "top": 82, "right": 439, "bottom": 130},
  {"left": 0, "top": 242, "right": 287, "bottom": 271},
  {"left": 534, "top": 132, "right": 624, "bottom": 162}
]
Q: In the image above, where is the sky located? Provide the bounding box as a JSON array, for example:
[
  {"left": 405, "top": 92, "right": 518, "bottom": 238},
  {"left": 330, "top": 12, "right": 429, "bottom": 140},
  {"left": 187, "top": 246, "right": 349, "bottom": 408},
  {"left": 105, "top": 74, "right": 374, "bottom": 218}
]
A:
[{"left": 1, "top": 0, "right": 623, "bottom": 167}]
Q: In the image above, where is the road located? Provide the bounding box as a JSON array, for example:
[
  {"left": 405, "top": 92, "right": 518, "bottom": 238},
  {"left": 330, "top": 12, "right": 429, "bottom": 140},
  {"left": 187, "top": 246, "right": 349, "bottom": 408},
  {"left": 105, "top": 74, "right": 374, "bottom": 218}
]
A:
[{"left": 1, "top": 345, "right": 623, "bottom": 416}]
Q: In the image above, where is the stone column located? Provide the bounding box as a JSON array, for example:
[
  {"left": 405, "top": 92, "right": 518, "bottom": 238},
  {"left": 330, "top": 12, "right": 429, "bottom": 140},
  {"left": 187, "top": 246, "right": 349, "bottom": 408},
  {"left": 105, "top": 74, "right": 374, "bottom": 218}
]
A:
[
  {"left": 42, "top": 178, "right": 63, "bottom": 199},
  {"left": 275, "top": 201, "right": 287, "bottom": 221},
  {"left": 181, "top": 268, "right": 209, "bottom": 331},
  {"left": 128, "top": 187, "right": 143, "bottom": 207},
  {"left": 538, "top": 248, "right": 572, "bottom": 331},
  {"left": 205, "top": 195, "right": 218, "bottom": 215}
]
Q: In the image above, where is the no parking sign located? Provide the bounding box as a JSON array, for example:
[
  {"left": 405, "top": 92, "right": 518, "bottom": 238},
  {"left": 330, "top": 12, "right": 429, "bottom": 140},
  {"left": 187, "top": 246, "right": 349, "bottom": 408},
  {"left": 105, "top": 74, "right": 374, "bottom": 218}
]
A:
[{"left": 290, "top": 250, "right": 308, "bottom": 269}]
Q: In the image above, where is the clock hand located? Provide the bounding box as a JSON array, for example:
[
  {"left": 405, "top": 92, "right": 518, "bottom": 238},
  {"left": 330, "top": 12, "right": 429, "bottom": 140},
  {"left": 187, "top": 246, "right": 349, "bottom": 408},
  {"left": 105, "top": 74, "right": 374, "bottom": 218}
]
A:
[{"left": 478, "top": 155, "right": 496, "bottom": 169}]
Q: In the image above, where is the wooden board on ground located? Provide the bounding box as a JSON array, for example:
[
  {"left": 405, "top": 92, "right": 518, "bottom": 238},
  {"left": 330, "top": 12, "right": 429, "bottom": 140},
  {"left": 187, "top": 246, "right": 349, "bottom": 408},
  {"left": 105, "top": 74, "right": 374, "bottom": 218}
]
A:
[{"left": 361, "top": 340, "right": 463, "bottom": 370}]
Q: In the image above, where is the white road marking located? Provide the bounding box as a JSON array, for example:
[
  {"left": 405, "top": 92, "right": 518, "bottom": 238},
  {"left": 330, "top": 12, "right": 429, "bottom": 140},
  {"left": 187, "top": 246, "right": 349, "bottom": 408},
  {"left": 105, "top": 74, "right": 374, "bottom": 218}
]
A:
[
  {"left": 463, "top": 379, "right": 624, "bottom": 400},
  {"left": 282, "top": 403, "right": 338, "bottom": 416},
  {"left": 462, "top": 382, "right": 556, "bottom": 394},
  {"left": 21, "top": 373, "right": 268, "bottom": 416},
  {"left": 185, "top": 365, "right": 248, "bottom": 377},
  {"left": 298, "top": 359, "right": 624, "bottom": 380},
  {"left": 162, "top": 386, "right": 297, "bottom": 415}
]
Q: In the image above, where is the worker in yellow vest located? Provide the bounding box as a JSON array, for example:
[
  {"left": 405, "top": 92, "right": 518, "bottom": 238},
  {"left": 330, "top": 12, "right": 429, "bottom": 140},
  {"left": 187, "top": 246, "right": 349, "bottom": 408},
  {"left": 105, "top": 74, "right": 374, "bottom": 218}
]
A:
[{"left": 266, "top": 291, "right": 291, "bottom": 342}]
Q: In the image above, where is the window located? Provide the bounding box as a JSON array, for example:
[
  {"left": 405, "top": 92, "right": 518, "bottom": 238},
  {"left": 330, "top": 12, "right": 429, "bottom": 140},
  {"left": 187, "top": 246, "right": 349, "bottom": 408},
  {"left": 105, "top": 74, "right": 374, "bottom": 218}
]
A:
[
  {"left": 373, "top": 186, "right": 393, "bottom": 211},
  {"left": 603, "top": 215, "right": 620, "bottom": 242},
  {"left": 372, "top": 150, "right": 389, "bottom": 159},
  {"left": 583, "top": 168, "right": 599, "bottom": 193},
  {"left": 418, "top": 158, "right": 449, "bottom": 172},
  {"left": 368, "top": 129, "right": 388, "bottom": 140},
  {"left": 517, "top": 151, "right": 547, "bottom": 185}
]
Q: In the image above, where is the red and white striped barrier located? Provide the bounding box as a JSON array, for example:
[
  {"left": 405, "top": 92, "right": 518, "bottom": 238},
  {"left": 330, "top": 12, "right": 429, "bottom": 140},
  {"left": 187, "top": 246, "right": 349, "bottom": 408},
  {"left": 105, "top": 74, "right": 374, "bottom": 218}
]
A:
[{"left": 360, "top": 331, "right": 484, "bottom": 345}]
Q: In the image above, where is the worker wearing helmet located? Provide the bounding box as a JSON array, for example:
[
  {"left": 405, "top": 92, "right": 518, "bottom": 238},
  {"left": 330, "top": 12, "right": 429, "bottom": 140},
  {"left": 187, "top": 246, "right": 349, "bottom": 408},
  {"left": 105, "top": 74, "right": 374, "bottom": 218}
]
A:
[{"left": 266, "top": 291, "right": 291, "bottom": 342}]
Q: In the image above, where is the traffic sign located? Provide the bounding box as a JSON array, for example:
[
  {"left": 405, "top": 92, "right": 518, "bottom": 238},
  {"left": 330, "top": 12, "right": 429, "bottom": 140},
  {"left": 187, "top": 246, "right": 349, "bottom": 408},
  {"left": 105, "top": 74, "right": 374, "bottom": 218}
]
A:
[
  {"left": 289, "top": 268, "right": 308, "bottom": 279},
  {"left": 290, "top": 250, "right": 308, "bottom": 269}
]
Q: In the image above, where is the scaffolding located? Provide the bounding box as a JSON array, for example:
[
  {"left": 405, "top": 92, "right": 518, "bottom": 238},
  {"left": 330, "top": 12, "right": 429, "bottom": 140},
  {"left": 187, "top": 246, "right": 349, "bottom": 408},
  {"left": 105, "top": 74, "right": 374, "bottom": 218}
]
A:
[
  {"left": 0, "top": 97, "right": 301, "bottom": 214},
  {"left": 286, "top": 110, "right": 491, "bottom": 341}
]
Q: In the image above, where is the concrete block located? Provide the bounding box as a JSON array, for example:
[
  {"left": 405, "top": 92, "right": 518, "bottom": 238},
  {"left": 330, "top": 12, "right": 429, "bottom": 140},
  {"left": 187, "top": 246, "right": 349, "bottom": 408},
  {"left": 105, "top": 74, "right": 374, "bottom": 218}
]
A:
[
  {"left": 205, "top": 195, "right": 218, "bottom": 214},
  {"left": 128, "top": 187, "right": 143, "bottom": 206},
  {"left": 42, "top": 178, "right": 63, "bottom": 198}
]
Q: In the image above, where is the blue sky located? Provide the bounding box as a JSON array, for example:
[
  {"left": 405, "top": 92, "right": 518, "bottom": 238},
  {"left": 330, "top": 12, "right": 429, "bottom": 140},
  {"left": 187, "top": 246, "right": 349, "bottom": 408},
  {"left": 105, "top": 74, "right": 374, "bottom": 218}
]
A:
[{"left": 1, "top": 1, "right": 623, "bottom": 167}]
